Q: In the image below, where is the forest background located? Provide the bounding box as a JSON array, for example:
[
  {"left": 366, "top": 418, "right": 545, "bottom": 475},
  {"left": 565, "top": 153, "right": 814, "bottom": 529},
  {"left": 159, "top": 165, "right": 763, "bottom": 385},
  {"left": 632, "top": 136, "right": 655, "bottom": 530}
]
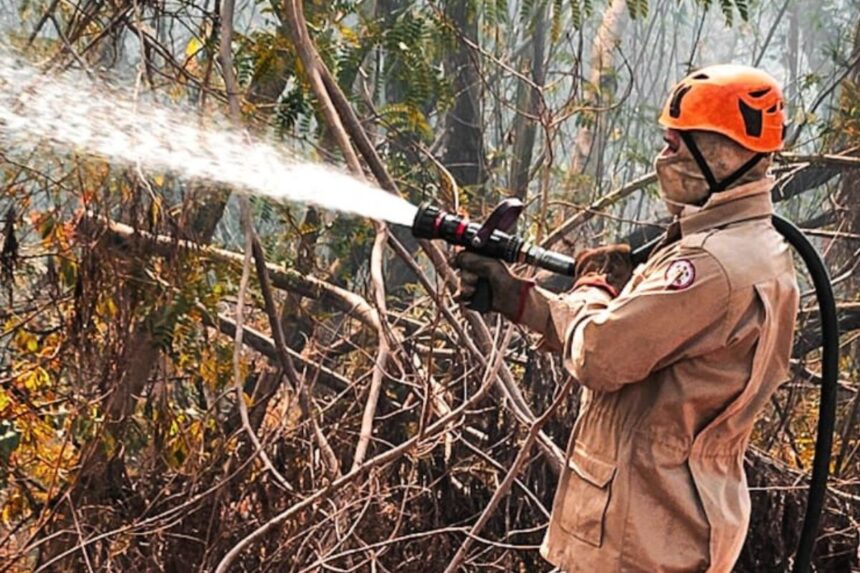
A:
[{"left": 1, "top": 0, "right": 860, "bottom": 571}]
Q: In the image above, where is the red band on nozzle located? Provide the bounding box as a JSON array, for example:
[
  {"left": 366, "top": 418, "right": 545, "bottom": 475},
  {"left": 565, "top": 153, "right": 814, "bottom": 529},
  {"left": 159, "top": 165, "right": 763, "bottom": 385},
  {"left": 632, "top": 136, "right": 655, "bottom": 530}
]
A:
[{"left": 433, "top": 214, "right": 444, "bottom": 236}]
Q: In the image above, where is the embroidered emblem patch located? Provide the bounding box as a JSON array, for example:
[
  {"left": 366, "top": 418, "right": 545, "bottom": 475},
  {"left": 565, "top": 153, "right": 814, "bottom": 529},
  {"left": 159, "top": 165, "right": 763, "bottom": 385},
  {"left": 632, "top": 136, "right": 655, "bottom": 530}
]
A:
[{"left": 666, "top": 259, "right": 696, "bottom": 290}]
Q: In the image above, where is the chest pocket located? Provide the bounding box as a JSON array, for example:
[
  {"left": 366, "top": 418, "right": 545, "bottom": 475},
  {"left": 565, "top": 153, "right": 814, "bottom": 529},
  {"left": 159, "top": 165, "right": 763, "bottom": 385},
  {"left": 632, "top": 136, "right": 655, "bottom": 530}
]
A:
[{"left": 557, "top": 444, "right": 617, "bottom": 547}]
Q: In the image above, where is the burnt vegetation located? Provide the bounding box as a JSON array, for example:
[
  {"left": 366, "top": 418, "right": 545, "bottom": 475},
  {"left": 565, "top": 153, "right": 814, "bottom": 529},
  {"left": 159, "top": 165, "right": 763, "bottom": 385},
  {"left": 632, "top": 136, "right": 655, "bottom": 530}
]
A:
[{"left": 1, "top": 0, "right": 859, "bottom": 571}]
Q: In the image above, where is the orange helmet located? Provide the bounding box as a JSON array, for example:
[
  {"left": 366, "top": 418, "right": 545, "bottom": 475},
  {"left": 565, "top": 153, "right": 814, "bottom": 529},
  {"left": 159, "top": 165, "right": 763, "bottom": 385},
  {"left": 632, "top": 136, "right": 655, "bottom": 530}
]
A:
[{"left": 658, "top": 64, "right": 785, "bottom": 152}]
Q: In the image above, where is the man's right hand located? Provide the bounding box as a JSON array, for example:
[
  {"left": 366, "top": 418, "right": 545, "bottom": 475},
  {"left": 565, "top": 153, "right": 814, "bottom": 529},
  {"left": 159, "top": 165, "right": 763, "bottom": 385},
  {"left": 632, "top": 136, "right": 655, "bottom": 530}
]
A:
[{"left": 452, "top": 252, "right": 533, "bottom": 321}]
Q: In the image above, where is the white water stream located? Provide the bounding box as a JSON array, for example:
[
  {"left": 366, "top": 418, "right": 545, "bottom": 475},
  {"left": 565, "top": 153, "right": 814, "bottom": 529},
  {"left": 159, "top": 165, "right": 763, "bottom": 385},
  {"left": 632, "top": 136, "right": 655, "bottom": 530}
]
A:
[{"left": 0, "top": 54, "right": 418, "bottom": 227}]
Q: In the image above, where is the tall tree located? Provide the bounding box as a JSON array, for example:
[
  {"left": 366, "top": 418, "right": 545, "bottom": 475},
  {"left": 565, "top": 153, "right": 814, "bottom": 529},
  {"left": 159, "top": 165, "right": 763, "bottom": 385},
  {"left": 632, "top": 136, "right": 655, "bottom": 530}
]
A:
[
  {"left": 509, "top": 5, "right": 547, "bottom": 200},
  {"left": 569, "top": 0, "right": 629, "bottom": 186},
  {"left": 441, "top": 0, "right": 486, "bottom": 189}
]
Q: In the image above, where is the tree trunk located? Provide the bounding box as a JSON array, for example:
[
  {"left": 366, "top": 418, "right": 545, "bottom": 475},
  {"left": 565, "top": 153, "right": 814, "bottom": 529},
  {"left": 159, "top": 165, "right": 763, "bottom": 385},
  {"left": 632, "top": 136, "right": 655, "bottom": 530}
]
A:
[
  {"left": 569, "top": 0, "right": 629, "bottom": 185},
  {"left": 509, "top": 5, "right": 547, "bottom": 201},
  {"left": 441, "top": 0, "right": 486, "bottom": 190}
]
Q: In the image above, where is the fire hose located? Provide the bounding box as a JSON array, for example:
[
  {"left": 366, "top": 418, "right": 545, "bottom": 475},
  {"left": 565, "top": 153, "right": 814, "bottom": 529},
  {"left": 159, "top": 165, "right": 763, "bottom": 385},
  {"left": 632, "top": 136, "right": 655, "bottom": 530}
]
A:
[{"left": 412, "top": 198, "right": 838, "bottom": 573}]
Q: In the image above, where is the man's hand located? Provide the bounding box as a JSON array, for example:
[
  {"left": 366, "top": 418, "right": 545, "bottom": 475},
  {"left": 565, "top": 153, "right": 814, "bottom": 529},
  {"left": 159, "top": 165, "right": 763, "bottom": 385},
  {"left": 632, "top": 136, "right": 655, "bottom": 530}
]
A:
[
  {"left": 453, "top": 252, "right": 532, "bottom": 320},
  {"left": 575, "top": 244, "right": 634, "bottom": 295}
]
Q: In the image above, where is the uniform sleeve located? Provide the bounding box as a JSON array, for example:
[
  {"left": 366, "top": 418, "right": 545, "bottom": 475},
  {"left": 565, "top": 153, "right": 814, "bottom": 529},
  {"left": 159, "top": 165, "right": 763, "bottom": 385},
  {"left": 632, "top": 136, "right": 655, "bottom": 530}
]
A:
[
  {"left": 529, "top": 285, "right": 614, "bottom": 352},
  {"left": 562, "top": 249, "right": 731, "bottom": 393}
]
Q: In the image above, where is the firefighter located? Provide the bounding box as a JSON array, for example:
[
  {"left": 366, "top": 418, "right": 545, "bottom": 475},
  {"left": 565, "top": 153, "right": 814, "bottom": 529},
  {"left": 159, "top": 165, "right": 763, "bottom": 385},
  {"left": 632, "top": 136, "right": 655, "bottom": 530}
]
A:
[{"left": 454, "top": 64, "right": 799, "bottom": 572}]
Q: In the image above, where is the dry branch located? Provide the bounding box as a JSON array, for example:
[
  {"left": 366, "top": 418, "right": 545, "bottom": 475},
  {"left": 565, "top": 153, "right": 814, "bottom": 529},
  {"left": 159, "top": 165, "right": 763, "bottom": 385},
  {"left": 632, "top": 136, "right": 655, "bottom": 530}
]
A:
[
  {"left": 542, "top": 172, "right": 658, "bottom": 248},
  {"left": 10, "top": 3, "right": 860, "bottom": 572},
  {"left": 442, "top": 374, "right": 578, "bottom": 572},
  {"left": 81, "top": 213, "right": 382, "bottom": 331},
  {"left": 214, "top": 327, "right": 515, "bottom": 573},
  {"left": 230, "top": 197, "right": 296, "bottom": 491},
  {"left": 352, "top": 223, "right": 392, "bottom": 469},
  {"left": 249, "top": 229, "right": 342, "bottom": 478},
  {"left": 543, "top": 148, "right": 860, "bottom": 251},
  {"left": 795, "top": 303, "right": 860, "bottom": 357},
  {"left": 283, "top": 0, "right": 393, "bottom": 479},
  {"left": 780, "top": 152, "right": 860, "bottom": 169},
  {"left": 83, "top": 217, "right": 460, "bottom": 435},
  {"left": 207, "top": 311, "right": 351, "bottom": 392}
]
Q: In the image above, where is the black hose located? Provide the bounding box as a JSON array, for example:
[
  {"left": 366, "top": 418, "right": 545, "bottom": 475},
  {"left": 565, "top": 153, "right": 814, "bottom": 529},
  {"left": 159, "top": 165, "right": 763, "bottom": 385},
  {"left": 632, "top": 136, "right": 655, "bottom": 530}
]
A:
[
  {"left": 772, "top": 215, "right": 840, "bottom": 573},
  {"left": 630, "top": 215, "right": 839, "bottom": 572}
]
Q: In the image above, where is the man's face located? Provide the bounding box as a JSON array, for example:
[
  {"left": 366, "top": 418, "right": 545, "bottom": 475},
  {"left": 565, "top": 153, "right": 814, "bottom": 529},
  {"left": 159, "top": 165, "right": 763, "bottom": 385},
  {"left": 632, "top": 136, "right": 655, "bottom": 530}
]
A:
[
  {"left": 653, "top": 128, "right": 773, "bottom": 216},
  {"left": 654, "top": 128, "right": 708, "bottom": 215}
]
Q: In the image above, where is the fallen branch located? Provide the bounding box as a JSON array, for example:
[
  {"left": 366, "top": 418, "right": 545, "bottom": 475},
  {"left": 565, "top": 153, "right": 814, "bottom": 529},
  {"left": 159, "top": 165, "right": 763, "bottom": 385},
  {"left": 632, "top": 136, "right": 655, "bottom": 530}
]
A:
[
  {"left": 82, "top": 213, "right": 381, "bottom": 332},
  {"left": 206, "top": 310, "right": 351, "bottom": 392}
]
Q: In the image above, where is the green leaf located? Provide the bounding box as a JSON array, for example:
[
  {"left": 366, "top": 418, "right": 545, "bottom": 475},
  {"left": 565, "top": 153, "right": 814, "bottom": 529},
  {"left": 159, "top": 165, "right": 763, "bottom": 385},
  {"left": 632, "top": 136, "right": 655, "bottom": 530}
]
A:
[
  {"left": 495, "top": 0, "right": 508, "bottom": 23},
  {"left": 627, "top": 0, "right": 648, "bottom": 19},
  {"left": 275, "top": 79, "right": 310, "bottom": 133},
  {"left": 735, "top": 0, "right": 749, "bottom": 21},
  {"left": 551, "top": 0, "right": 564, "bottom": 42},
  {"left": 719, "top": 0, "right": 734, "bottom": 26},
  {"left": 583, "top": 0, "right": 593, "bottom": 16},
  {"left": 570, "top": 0, "right": 583, "bottom": 29},
  {"left": 519, "top": 0, "right": 535, "bottom": 24}
]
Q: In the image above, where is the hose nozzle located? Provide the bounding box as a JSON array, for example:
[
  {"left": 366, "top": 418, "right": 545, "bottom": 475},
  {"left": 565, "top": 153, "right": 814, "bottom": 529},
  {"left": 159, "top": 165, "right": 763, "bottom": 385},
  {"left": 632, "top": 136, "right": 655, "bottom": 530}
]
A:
[{"left": 411, "top": 200, "right": 577, "bottom": 276}]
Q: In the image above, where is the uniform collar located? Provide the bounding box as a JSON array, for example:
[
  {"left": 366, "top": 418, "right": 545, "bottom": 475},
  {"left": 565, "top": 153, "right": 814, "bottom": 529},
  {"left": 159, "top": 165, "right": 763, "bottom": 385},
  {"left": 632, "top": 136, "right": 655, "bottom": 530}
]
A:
[{"left": 678, "top": 177, "right": 774, "bottom": 236}]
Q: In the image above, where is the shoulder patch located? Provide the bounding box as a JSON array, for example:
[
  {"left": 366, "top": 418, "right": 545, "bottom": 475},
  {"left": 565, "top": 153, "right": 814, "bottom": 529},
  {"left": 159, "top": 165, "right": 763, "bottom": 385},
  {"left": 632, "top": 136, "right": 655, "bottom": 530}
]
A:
[{"left": 666, "top": 259, "right": 696, "bottom": 290}]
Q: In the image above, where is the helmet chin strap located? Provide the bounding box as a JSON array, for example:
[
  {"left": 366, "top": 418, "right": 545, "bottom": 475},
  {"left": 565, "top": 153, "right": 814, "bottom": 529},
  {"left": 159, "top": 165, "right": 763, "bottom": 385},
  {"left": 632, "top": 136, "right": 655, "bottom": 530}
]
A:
[{"left": 678, "top": 131, "right": 766, "bottom": 206}]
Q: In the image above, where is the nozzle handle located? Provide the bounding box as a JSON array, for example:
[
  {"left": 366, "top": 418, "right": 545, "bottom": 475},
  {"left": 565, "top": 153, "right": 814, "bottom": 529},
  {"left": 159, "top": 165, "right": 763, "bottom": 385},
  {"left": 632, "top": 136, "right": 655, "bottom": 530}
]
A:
[
  {"left": 474, "top": 198, "right": 523, "bottom": 247},
  {"left": 466, "top": 278, "right": 492, "bottom": 313}
]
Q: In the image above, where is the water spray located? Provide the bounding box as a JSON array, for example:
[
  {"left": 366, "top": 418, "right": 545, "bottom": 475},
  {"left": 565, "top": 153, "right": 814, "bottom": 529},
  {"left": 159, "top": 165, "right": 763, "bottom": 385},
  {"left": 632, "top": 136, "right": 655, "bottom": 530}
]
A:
[{"left": 0, "top": 53, "right": 418, "bottom": 228}]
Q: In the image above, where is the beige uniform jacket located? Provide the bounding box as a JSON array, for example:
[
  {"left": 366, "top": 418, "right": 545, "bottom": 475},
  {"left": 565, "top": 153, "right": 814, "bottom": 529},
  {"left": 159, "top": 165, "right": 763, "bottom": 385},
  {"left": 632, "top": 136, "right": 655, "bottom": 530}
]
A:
[{"left": 540, "top": 179, "right": 799, "bottom": 573}]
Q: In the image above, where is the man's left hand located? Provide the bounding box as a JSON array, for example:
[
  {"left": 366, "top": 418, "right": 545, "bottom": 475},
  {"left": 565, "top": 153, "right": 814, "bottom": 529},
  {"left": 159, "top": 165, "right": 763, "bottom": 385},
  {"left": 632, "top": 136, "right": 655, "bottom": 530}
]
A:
[{"left": 575, "top": 244, "right": 634, "bottom": 294}]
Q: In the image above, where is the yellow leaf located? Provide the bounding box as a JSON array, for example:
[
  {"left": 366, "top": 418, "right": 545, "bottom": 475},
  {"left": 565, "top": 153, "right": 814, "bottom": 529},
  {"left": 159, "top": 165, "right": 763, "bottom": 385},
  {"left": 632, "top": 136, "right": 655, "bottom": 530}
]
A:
[
  {"left": 168, "top": 80, "right": 187, "bottom": 102},
  {"left": 20, "top": 367, "right": 50, "bottom": 391},
  {"left": 15, "top": 330, "right": 36, "bottom": 353},
  {"left": 20, "top": 371, "right": 36, "bottom": 391},
  {"left": 186, "top": 37, "right": 203, "bottom": 58},
  {"left": 102, "top": 432, "right": 118, "bottom": 457},
  {"left": 2, "top": 490, "right": 25, "bottom": 524}
]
